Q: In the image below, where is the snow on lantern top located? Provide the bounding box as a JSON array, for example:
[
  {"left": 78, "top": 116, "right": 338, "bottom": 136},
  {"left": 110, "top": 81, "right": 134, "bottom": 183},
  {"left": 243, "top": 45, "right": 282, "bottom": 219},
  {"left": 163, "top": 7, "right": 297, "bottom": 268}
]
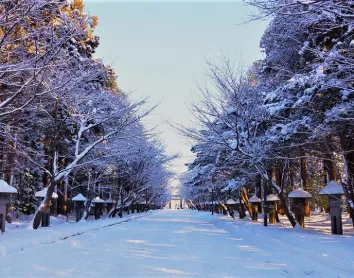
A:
[
  {"left": 0, "top": 179, "right": 17, "bottom": 194},
  {"left": 226, "top": 106, "right": 236, "bottom": 114},
  {"left": 266, "top": 194, "right": 280, "bottom": 201},
  {"left": 105, "top": 198, "right": 114, "bottom": 204},
  {"left": 72, "top": 193, "right": 87, "bottom": 202},
  {"left": 226, "top": 198, "right": 237, "bottom": 205},
  {"left": 248, "top": 195, "right": 261, "bottom": 203},
  {"left": 205, "top": 201, "right": 218, "bottom": 205},
  {"left": 288, "top": 188, "right": 312, "bottom": 199},
  {"left": 35, "top": 187, "right": 58, "bottom": 199},
  {"left": 92, "top": 196, "right": 105, "bottom": 203},
  {"left": 319, "top": 180, "right": 344, "bottom": 195}
]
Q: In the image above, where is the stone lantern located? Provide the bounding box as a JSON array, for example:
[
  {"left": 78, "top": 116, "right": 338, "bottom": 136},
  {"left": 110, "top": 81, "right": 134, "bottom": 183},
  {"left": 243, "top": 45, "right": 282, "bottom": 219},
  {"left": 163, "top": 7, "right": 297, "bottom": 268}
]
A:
[
  {"left": 207, "top": 201, "right": 218, "bottom": 213},
  {"left": 266, "top": 194, "right": 280, "bottom": 224},
  {"left": 248, "top": 195, "right": 262, "bottom": 221},
  {"left": 226, "top": 198, "right": 237, "bottom": 214},
  {"left": 319, "top": 180, "right": 344, "bottom": 235},
  {"left": 92, "top": 197, "right": 105, "bottom": 220},
  {"left": 35, "top": 187, "right": 58, "bottom": 227},
  {"left": 136, "top": 200, "right": 146, "bottom": 213},
  {"left": 105, "top": 198, "right": 114, "bottom": 214},
  {"left": 288, "top": 188, "right": 312, "bottom": 228},
  {"left": 72, "top": 193, "right": 86, "bottom": 222},
  {"left": 0, "top": 180, "right": 17, "bottom": 233}
]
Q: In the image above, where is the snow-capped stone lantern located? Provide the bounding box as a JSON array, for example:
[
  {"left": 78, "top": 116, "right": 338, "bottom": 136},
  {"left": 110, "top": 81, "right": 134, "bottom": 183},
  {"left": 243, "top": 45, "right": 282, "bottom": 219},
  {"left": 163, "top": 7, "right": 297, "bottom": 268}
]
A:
[
  {"left": 0, "top": 180, "right": 17, "bottom": 233},
  {"left": 92, "top": 197, "right": 105, "bottom": 220},
  {"left": 35, "top": 187, "right": 58, "bottom": 227},
  {"left": 248, "top": 195, "right": 262, "bottom": 221},
  {"left": 288, "top": 188, "right": 312, "bottom": 228},
  {"left": 204, "top": 201, "right": 209, "bottom": 211},
  {"left": 226, "top": 198, "right": 237, "bottom": 214},
  {"left": 319, "top": 180, "right": 344, "bottom": 235},
  {"left": 72, "top": 193, "right": 86, "bottom": 222},
  {"left": 105, "top": 197, "right": 114, "bottom": 214},
  {"left": 266, "top": 194, "right": 280, "bottom": 224}
]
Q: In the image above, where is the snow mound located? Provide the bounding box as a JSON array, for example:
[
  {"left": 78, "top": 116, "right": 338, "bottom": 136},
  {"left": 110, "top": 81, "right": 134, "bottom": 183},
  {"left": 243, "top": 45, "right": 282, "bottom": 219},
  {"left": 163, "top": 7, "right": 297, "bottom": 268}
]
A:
[
  {"left": 205, "top": 201, "right": 218, "bottom": 205},
  {"left": 72, "top": 193, "right": 87, "bottom": 201},
  {"left": 105, "top": 198, "right": 114, "bottom": 203},
  {"left": 248, "top": 195, "right": 261, "bottom": 203},
  {"left": 92, "top": 196, "right": 105, "bottom": 203},
  {"left": 35, "top": 187, "right": 58, "bottom": 198},
  {"left": 0, "top": 179, "right": 17, "bottom": 193},
  {"left": 319, "top": 180, "right": 344, "bottom": 195},
  {"left": 266, "top": 194, "right": 280, "bottom": 201},
  {"left": 225, "top": 106, "right": 235, "bottom": 114},
  {"left": 226, "top": 198, "right": 236, "bottom": 205},
  {"left": 288, "top": 188, "right": 312, "bottom": 198}
]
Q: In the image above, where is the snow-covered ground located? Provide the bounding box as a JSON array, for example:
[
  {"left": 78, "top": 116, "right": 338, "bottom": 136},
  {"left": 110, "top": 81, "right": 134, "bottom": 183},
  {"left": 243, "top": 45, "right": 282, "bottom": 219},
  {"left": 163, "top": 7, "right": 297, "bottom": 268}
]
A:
[
  {"left": 278, "top": 212, "right": 354, "bottom": 236},
  {"left": 1, "top": 210, "right": 354, "bottom": 277},
  {"left": 0, "top": 212, "right": 149, "bottom": 257}
]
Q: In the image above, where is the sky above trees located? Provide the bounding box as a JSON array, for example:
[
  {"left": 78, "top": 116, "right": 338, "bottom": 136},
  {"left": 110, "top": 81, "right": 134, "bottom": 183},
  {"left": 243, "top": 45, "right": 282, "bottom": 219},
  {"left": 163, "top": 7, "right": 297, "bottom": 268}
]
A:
[{"left": 84, "top": 1, "right": 268, "bottom": 174}]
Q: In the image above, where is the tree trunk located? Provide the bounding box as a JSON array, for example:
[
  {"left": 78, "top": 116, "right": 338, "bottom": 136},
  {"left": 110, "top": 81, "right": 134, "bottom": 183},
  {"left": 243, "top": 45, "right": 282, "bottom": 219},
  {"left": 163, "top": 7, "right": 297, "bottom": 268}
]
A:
[
  {"left": 275, "top": 167, "right": 285, "bottom": 215},
  {"left": 240, "top": 188, "right": 253, "bottom": 219},
  {"left": 217, "top": 193, "right": 234, "bottom": 218},
  {"left": 324, "top": 158, "right": 337, "bottom": 182},
  {"left": 277, "top": 190, "right": 296, "bottom": 227},
  {"left": 301, "top": 156, "right": 310, "bottom": 217},
  {"left": 32, "top": 179, "right": 57, "bottom": 229},
  {"left": 339, "top": 132, "right": 354, "bottom": 227},
  {"left": 263, "top": 170, "right": 297, "bottom": 228},
  {"left": 263, "top": 179, "right": 268, "bottom": 227},
  {"left": 324, "top": 135, "right": 338, "bottom": 182},
  {"left": 238, "top": 194, "right": 246, "bottom": 219},
  {"left": 256, "top": 175, "right": 262, "bottom": 213}
]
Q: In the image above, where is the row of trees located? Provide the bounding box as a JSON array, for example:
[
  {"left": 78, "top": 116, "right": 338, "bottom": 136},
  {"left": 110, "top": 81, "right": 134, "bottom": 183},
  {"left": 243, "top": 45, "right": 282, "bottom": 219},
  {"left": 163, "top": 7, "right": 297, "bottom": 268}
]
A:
[
  {"left": 0, "top": 0, "right": 173, "bottom": 229},
  {"left": 180, "top": 0, "right": 354, "bottom": 227}
]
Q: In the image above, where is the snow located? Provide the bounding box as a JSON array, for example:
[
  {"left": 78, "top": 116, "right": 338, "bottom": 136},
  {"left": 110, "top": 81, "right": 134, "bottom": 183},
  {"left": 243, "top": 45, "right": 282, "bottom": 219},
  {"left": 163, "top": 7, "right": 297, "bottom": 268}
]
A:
[
  {"left": 226, "top": 198, "right": 236, "bottom": 205},
  {"left": 1, "top": 210, "right": 354, "bottom": 277},
  {"left": 248, "top": 195, "right": 261, "bottom": 203},
  {"left": 104, "top": 198, "right": 114, "bottom": 203},
  {"left": 0, "top": 212, "right": 149, "bottom": 257},
  {"left": 266, "top": 194, "right": 280, "bottom": 201},
  {"left": 340, "top": 89, "right": 351, "bottom": 100},
  {"left": 205, "top": 201, "right": 218, "bottom": 205},
  {"left": 35, "top": 187, "right": 58, "bottom": 199},
  {"left": 72, "top": 193, "right": 86, "bottom": 202},
  {"left": 230, "top": 139, "right": 237, "bottom": 150},
  {"left": 288, "top": 188, "right": 312, "bottom": 198},
  {"left": 0, "top": 179, "right": 17, "bottom": 193},
  {"left": 225, "top": 106, "right": 235, "bottom": 114},
  {"left": 91, "top": 196, "right": 105, "bottom": 203},
  {"left": 319, "top": 180, "right": 344, "bottom": 195}
]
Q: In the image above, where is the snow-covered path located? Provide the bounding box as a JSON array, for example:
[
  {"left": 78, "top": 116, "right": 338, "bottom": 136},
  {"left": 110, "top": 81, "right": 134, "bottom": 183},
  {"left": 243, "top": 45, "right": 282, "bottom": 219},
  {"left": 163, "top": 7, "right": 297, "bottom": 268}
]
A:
[{"left": 1, "top": 210, "right": 354, "bottom": 277}]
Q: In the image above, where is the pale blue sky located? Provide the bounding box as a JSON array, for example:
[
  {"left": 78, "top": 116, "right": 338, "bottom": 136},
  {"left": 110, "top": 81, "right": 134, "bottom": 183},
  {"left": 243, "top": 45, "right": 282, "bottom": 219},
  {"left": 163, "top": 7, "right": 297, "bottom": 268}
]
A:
[{"left": 84, "top": 1, "right": 268, "bottom": 174}]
